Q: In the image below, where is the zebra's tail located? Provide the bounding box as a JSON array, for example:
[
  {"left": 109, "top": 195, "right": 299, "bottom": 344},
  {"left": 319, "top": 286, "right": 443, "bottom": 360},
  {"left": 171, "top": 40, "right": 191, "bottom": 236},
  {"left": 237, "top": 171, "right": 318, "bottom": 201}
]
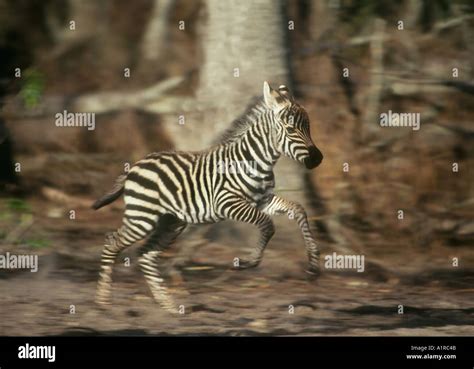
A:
[{"left": 92, "top": 174, "right": 127, "bottom": 210}]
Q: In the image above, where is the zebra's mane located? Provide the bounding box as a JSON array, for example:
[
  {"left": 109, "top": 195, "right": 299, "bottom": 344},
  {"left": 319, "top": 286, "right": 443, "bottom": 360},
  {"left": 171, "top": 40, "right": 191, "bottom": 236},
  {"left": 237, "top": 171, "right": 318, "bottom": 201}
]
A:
[{"left": 216, "top": 96, "right": 268, "bottom": 144}]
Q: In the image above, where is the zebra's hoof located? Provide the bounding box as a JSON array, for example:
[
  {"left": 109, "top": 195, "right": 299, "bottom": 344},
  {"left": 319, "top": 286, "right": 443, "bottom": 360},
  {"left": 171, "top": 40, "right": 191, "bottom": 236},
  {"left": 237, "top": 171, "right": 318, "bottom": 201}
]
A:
[
  {"left": 234, "top": 259, "right": 260, "bottom": 270},
  {"left": 157, "top": 303, "right": 180, "bottom": 315},
  {"left": 95, "top": 293, "right": 112, "bottom": 306},
  {"left": 95, "top": 298, "right": 112, "bottom": 307}
]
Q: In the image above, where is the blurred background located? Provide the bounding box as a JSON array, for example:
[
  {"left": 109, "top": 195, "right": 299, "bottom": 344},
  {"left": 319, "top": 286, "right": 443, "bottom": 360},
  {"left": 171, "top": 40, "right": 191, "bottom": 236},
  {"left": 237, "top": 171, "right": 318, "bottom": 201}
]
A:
[{"left": 0, "top": 0, "right": 473, "bottom": 335}]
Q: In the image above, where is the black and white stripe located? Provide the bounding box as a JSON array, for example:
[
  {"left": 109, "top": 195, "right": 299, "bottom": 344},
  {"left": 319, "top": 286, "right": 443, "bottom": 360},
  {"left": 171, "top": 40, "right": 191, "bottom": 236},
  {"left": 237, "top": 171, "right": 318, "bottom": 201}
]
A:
[{"left": 94, "top": 81, "right": 324, "bottom": 312}]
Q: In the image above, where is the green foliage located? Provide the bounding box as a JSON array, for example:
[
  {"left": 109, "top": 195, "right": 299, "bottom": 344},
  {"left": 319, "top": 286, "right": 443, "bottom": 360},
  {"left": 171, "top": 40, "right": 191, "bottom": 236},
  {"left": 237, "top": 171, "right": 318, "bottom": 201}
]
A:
[
  {"left": 25, "top": 238, "right": 51, "bottom": 249},
  {"left": 19, "top": 68, "right": 44, "bottom": 108},
  {"left": 5, "top": 198, "right": 31, "bottom": 213},
  {"left": 0, "top": 211, "right": 11, "bottom": 221}
]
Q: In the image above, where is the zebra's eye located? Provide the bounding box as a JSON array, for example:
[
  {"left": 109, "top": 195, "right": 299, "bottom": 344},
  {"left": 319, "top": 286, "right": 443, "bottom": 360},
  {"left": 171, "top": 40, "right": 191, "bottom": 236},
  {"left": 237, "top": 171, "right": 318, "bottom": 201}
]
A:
[{"left": 286, "top": 126, "right": 296, "bottom": 134}]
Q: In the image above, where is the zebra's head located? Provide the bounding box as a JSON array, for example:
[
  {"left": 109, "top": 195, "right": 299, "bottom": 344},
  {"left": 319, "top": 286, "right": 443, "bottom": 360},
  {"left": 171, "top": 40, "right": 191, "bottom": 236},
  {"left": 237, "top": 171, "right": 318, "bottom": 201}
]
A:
[{"left": 263, "top": 81, "right": 323, "bottom": 169}]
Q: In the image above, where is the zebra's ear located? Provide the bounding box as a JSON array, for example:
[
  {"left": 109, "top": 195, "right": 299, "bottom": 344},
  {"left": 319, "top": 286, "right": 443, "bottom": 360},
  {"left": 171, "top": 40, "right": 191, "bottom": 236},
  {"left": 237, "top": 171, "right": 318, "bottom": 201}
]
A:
[{"left": 263, "top": 81, "right": 282, "bottom": 109}]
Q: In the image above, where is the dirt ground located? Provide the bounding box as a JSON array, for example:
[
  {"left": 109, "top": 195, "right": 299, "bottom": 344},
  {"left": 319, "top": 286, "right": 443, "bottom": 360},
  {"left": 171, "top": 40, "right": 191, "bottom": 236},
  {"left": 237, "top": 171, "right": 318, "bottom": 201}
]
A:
[{"left": 1, "top": 197, "right": 473, "bottom": 336}]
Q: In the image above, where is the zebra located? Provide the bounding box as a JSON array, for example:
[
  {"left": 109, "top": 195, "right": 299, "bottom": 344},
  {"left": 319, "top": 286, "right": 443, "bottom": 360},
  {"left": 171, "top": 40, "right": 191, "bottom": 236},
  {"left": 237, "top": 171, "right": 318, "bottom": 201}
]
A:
[{"left": 92, "top": 81, "right": 324, "bottom": 313}]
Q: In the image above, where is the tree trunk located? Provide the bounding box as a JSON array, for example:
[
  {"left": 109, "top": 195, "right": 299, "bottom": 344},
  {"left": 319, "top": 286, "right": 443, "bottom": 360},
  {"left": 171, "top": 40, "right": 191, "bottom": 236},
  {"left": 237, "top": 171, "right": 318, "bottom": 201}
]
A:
[{"left": 167, "top": 0, "right": 289, "bottom": 151}]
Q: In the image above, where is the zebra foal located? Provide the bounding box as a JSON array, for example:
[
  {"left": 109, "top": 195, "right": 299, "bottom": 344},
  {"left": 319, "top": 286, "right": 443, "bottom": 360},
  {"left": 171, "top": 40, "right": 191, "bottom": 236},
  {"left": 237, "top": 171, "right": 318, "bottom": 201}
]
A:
[{"left": 93, "top": 82, "right": 324, "bottom": 312}]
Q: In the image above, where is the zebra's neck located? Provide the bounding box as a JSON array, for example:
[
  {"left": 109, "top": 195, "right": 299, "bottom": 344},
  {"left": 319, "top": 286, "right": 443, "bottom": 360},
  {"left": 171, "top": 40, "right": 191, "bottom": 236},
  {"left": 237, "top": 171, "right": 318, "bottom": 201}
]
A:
[{"left": 225, "top": 110, "right": 280, "bottom": 170}]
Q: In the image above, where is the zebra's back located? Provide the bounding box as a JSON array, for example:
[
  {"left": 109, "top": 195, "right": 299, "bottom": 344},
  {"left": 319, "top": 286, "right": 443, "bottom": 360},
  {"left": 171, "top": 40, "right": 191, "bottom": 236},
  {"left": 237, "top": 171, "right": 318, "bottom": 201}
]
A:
[{"left": 124, "top": 150, "right": 219, "bottom": 225}]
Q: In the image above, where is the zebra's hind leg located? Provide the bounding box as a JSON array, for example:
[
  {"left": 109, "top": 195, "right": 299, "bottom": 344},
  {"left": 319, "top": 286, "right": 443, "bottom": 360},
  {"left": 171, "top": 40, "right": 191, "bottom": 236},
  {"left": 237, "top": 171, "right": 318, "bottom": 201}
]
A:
[
  {"left": 138, "top": 215, "right": 187, "bottom": 313},
  {"left": 96, "top": 222, "right": 153, "bottom": 306}
]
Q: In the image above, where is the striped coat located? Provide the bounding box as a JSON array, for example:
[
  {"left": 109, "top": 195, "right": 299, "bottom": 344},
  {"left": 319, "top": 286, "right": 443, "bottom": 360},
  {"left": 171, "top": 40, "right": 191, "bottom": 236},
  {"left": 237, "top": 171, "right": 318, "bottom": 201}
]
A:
[{"left": 93, "top": 82, "right": 323, "bottom": 312}]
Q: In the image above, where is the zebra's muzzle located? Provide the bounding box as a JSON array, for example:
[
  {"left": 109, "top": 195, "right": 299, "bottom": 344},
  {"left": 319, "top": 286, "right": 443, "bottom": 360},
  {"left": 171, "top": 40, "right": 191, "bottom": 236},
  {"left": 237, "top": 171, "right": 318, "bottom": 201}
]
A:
[{"left": 304, "top": 146, "right": 323, "bottom": 169}]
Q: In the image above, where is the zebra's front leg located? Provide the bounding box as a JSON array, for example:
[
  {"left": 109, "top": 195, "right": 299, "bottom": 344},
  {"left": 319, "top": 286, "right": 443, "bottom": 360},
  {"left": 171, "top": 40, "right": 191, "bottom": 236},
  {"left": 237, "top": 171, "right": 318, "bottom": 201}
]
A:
[
  {"left": 138, "top": 216, "right": 187, "bottom": 313},
  {"left": 217, "top": 196, "right": 275, "bottom": 270},
  {"left": 237, "top": 215, "right": 274, "bottom": 269},
  {"left": 261, "top": 195, "right": 320, "bottom": 276}
]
